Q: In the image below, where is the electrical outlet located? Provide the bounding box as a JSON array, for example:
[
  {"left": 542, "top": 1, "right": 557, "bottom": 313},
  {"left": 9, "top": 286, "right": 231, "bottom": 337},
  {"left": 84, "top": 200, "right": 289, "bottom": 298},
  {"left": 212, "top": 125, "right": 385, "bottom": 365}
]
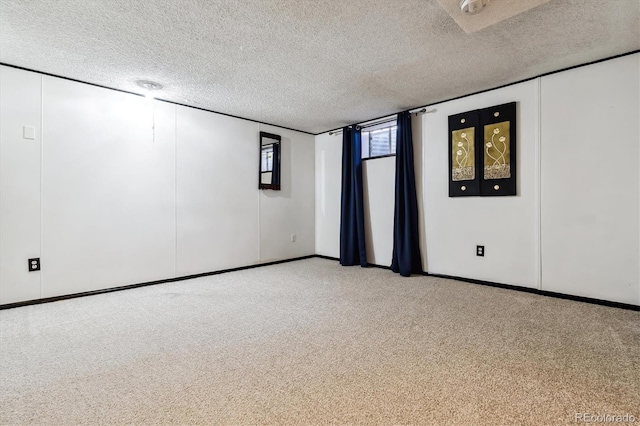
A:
[
  {"left": 476, "top": 246, "right": 484, "bottom": 257},
  {"left": 290, "top": 233, "right": 296, "bottom": 242},
  {"left": 28, "top": 258, "right": 40, "bottom": 271}
]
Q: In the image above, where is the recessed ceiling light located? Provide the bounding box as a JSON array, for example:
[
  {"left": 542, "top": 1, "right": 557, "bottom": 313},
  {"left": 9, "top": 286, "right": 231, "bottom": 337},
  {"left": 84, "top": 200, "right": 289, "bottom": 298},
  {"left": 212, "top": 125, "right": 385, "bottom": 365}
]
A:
[
  {"left": 136, "top": 80, "right": 163, "bottom": 91},
  {"left": 460, "top": 0, "right": 490, "bottom": 15}
]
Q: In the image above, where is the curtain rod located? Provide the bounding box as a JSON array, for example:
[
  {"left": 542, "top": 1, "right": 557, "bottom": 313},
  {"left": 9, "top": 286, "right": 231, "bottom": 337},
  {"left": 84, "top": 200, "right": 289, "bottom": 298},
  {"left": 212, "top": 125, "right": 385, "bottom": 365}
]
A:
[
  {"left": 328, "top": 108, "right": 436, "bottom": 135},
  {"left": 410, "top": 107, "right": 437, "bottom": 115},
  {"left": 360, "top": 117, "right": 396, "bottom": 129}
]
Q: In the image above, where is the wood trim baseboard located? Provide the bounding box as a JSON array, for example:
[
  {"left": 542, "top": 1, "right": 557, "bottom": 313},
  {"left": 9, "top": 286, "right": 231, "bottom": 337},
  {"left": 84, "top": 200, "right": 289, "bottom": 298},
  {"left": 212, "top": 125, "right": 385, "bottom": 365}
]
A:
[
  {"left": 427, "top": 273, "right": 640, "bottom": 312},
  {"left": 313, "top": 255, "right": 639, "bottom": 311},
  {"left": 0, "top": 255, "right": 316, "bottom": 310},
  {"left": 2, "top": 254, "right": 637, "bottom": 311}
]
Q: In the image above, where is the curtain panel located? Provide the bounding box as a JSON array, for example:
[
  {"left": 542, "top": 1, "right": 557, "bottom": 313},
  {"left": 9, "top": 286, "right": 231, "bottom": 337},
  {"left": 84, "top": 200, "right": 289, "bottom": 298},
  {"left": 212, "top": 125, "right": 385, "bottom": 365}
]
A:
[
  {"left": 340, "top": 126, "right": 367, "bottom": 267},
  {"left": 391, "top": 111, "right": 423, "bottom": 276}
]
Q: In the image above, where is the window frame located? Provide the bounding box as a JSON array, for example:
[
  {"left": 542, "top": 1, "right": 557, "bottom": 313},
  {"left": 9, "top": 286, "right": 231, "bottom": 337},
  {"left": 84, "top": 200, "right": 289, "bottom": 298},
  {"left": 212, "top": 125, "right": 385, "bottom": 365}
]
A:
[{"left": 361, "top": 120, "right": 397, "bottom": 161}]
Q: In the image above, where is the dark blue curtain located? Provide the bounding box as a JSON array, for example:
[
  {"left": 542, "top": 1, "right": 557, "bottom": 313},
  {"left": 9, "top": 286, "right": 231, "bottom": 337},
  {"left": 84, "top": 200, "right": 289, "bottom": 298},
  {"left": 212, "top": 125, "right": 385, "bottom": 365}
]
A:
[
  {"left": 391, "top": 111, "right": 423, "bottom": 276},
  {"left": 340, "top": 126, "right": 367, "bottom": 267}
]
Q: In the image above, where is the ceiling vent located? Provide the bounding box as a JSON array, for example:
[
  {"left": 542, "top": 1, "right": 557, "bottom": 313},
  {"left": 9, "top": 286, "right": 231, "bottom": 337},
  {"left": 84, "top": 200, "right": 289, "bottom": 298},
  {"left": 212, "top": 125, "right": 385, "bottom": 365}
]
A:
[{"left": 460, "top": 0, "right": 490, "bottom": 15}]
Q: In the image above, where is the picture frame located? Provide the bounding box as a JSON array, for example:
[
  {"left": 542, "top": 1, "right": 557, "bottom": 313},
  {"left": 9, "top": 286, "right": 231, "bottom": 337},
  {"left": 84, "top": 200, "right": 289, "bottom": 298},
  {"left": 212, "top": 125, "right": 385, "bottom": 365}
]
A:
[
  {"left": 448, "top": 102, "right": 516, "bottom": 197},
  {"left": 448, "top": 110, "right": 481, "bottom": 197}
]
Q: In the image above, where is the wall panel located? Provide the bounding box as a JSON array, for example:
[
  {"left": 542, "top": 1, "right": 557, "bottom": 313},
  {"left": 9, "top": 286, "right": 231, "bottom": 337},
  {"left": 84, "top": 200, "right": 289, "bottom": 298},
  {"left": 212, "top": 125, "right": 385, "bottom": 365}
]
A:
[
  {"left": 41, "top": 77, "right": 176, "bottom": 297},
  {"left": 314, "top": 133, "right": 341, "bottom": 257},
  {"left": 0, "top": 66, "right": 42, "bottom": 304},
  {"left": 540, "top": 54, "right": 640, "bottom": 304},
  {"left": 421, "top": 80, "right": 540, "bottom": 288},
  {"left": 362, "top": 157, "right": 395, "bottom": 266},
  {"left": 176, "top": 107, "right": 260, "bottom": 276}
]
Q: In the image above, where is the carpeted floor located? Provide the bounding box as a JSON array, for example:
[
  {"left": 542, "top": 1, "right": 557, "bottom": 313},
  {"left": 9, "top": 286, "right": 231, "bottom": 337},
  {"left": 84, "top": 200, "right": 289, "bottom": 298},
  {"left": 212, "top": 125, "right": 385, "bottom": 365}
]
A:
[{"left": 1, "top": 257, "right": 638, "bottom": 425}]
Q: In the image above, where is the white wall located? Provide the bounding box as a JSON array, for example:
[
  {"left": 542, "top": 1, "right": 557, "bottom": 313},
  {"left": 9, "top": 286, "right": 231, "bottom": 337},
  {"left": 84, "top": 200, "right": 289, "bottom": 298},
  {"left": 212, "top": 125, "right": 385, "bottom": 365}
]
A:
[
  {"left": 362, "top": 157, "right": 395, "bottom": 266},
  {"left": 314, "top": 132, "right": 341, "bottom": 257},
  {"left": 540, "top": 54, "right": 639, "bottom": 304},
  {"left": 315, "top": 53, "right": 640, "bottom": 305},
  {"left": 176, "top": 107, "right": 260, "bottom": 276},
  {"left": 314, "top": 83, "right": 537, "bottom": 281},
  {"left": 258, "top": 124, "right": 315, "bottom": 262},
  {"left": 422, "top": 80, "right": 541, "bottom": 289},
  {"left": 360, "top": 120, "right": 426, "bottom": 269},
  {"left": 316, "top": 133, "right": 422, "bottom": 266},
  {"left": 314, "top": 133, "right": 398, "bottom": 265},
  {"left": 0, "top": 66, "right": 315, "bottom": 304},
  {"left": 0, "top": 67, "right": 42, "bottom": 303},
  {"left": 3, "top": 54, "right": 638, "bottom": 306},
  {"left": 41, "top": 78, "right": 176, "bottom": 297}
]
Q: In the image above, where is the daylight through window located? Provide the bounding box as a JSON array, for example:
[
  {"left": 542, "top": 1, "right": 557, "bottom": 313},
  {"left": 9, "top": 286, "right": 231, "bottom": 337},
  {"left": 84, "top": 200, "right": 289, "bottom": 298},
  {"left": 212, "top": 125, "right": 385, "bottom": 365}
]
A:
[
  {"left": 261, "top": 144, "right": 274, "bottom": 172},
  {"left": 361, "top": 121, "right": 397, "bottom": 159}
]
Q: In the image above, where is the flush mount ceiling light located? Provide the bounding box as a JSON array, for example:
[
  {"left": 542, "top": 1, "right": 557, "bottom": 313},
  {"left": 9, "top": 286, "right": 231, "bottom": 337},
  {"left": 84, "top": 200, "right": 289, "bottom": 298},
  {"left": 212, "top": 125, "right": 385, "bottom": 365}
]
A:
[
  {"left": 136, "top": 80, "right": 163, "bottom": 100},
  {"left": 460, "top": 0, "right": 490, "bottom": 15},
  {"left": 136, "top": 80, "right": 163, "bottom": 91},
  {"left": 439, "top": 0, "right": 549, "bottom": 33}
]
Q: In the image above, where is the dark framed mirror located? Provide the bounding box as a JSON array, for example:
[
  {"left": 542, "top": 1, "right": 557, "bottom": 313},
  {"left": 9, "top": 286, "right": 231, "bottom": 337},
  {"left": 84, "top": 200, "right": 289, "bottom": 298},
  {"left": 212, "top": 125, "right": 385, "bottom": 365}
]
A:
[{"left": 259, "top": 131, "right": 281, "bottom": 190}]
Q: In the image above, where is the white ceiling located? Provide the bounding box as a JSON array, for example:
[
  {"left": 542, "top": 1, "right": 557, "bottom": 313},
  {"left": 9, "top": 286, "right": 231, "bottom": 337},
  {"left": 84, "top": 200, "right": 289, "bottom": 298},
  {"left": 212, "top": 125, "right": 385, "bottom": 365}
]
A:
[
  {"left": 437, "top": 0, "right": 550, "bottom": 34},
  {"left": 1, "top": 0, "right": 638, "bottom": 134}
]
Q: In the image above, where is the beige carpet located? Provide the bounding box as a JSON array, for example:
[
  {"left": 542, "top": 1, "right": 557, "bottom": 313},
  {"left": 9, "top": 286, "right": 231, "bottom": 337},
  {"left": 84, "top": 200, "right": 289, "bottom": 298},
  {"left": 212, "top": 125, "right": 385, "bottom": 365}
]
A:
[{"left": 1, "top": 258, "right": 638, "bottom": 425}]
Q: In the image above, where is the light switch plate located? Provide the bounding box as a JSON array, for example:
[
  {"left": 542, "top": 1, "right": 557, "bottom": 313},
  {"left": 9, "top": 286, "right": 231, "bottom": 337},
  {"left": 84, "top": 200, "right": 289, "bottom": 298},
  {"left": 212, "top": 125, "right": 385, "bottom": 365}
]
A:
[{"left": 23, "top": 126, "right": 36, "bottom": 140}]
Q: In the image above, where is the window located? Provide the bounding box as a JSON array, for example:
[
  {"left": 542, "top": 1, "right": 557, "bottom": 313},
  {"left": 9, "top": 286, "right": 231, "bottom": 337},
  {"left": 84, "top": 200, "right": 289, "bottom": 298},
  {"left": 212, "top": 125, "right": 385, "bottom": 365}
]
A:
[
  {"left": 361, "top": 121, "right": 397, "bottom": 159},
  {"left": 261, "top": 144, "right": 274, "bottom": 172}
]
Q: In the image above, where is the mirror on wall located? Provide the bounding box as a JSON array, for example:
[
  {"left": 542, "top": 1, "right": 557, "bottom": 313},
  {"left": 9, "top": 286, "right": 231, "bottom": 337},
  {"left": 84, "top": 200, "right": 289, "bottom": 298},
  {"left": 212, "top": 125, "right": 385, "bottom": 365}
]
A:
[{"left": 259, "top": 132, "right": 281, "bottom": 190}]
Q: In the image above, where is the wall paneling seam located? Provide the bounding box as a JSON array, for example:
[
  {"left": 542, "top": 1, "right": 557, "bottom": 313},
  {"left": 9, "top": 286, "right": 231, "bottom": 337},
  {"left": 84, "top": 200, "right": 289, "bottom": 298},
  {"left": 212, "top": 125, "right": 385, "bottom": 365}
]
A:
[
  {"left": 174, "top": 106, "right": 178, "bottom": 278},
  {"left": 536, "top": 77, "right": 542, "bottom": 291},
  {"left": 39, "top": 75, "right": 44, "bottom": 298}
]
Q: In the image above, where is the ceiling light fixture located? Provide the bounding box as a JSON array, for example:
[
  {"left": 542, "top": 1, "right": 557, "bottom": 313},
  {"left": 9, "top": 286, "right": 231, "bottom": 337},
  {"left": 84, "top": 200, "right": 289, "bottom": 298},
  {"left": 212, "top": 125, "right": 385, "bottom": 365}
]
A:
[
  {"left": 460, "top": 0, "right": 490, "bottom": 15},
  {"left": 136, "top": 80, "right": 163, "bottom": 91},
  {"left": 136, "top": 80, "right": 163, "bottom": 98}
]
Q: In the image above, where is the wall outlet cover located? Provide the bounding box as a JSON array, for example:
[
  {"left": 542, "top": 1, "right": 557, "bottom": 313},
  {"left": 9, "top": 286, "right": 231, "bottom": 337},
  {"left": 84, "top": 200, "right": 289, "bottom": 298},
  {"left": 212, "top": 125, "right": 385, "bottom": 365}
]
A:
[
  {"left": 476, "top": 246, "right": 484, "bottom": 257},
  {"left": 28, "top": 258, "right": 40, "bottom": 271}
]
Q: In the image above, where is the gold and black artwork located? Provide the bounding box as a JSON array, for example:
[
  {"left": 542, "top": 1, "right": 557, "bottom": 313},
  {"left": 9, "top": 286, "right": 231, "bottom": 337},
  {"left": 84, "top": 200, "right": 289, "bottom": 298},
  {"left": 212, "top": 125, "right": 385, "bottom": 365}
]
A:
[
  {"left": 448, "top": 102, "right": 516, "bottom": 197},
  {"left": 448, "top": 111, "right": 480, "bottom": 196},
  {"left": 483, "top": 121, "right": 510, "bottom": 180},
  {"left": 452, "top": 127, "right": 475, "bottom": 181}
]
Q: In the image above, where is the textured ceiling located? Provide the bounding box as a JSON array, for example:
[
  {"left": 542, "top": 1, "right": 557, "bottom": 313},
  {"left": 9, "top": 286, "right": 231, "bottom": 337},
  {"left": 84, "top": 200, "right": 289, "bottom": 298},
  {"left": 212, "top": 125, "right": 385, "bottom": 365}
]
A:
[{"left": 1, "top": 0, "right": 639, "bottom": 134}]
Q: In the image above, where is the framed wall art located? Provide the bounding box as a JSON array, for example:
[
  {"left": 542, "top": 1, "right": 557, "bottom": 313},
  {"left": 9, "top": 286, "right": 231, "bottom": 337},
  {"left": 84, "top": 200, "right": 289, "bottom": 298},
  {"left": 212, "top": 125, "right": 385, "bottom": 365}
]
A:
[
  {"left": 448, "top": 102, "right": 516, "bottom": 197},
  {"left": 448, "top": 110, "right": 480, "bottom": 196},
  {"left": 480, "top": 102, "right": 516, "bottom": 196}
]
